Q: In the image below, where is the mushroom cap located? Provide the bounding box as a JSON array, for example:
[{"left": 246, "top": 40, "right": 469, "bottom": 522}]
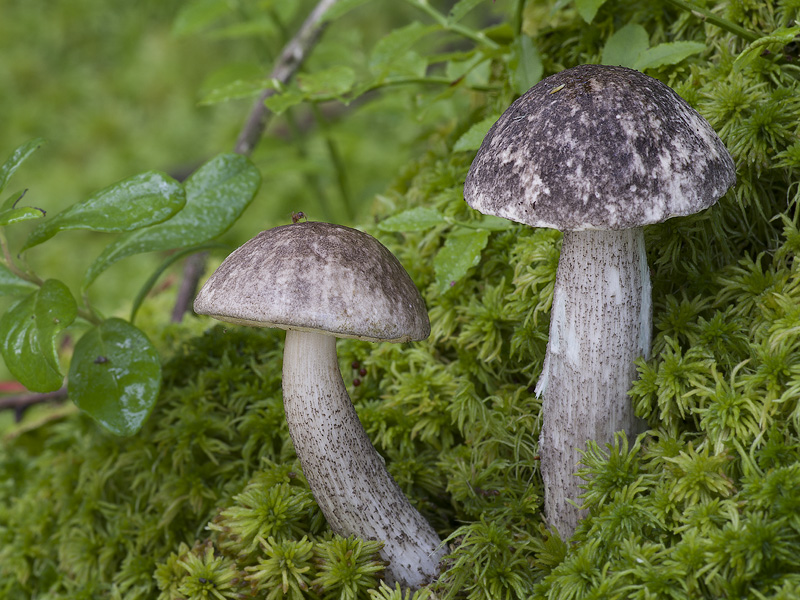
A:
[
  {"left": 464, "top": 64, "right": 736, "bottom": 231},
  {"left": 194, "top": 221, "right": 430, "bottom": 343}
]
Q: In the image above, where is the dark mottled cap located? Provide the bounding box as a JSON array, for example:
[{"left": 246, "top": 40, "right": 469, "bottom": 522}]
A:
[
  {"left": 464, "top": 64, "right": 736, "bottom": 231},
  {"left": 194, "top": 221, "right": 430, "bottom": 343}
]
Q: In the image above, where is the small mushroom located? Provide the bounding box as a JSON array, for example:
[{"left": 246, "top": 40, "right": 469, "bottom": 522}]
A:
[
  {"left": 464, "top": 65, "right": 735, "bottom": 537},
  {"left": 194, "top": 221, "right": 444, "bottom": 588}
]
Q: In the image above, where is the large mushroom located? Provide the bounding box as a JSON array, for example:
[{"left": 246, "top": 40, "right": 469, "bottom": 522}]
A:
[
  {"left": 464, "top": 64, "right": 735, "bottom": 537},
  {"left": 194, "top": 221, "right": 445, "bottom": 588}
]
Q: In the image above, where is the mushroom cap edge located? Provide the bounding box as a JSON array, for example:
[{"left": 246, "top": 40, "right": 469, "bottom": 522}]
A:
[{"left": 193, "top": 221, "right": 431, "bottom": 343}]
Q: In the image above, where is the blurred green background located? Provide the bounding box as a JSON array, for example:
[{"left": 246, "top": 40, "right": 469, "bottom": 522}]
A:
[
  {"left": 0, "top": 0, "right": 507, "bottom": 391},
  {"left": 1, "top": 0, "right": 499, "bottom": 302}
]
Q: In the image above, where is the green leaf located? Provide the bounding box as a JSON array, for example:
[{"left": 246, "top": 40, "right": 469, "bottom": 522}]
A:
[
  {"left": 381, "top": 51, "right": 429, "bottom": 79},
  {"left": 0, "top": 279, "right": 76, "bottom": 392},
  {"left": 207, "top": 17, "right": 277, "bottom": 41},
  {"left": 68, "top": 318, "right": 161, "bottom": 437},
  {"left": 633, "top": 41, "right": 706, "bottom": 71},
  {"left": 434, "top": 229, "right": 490, "bottom": 294},
  {"left": 129, "top": 242, "right": 228, "bottom": 324},
  {"left": 449, "top": 0, "right": 484, "bottom": 23},
  {"left": 602, "top": 24, "right": 650, "bottom": 68},
  {"left": 297, "top": 65, "right": 356, "bottom": 98},
  {"left": 199, "top": 78, "right": 270, "bottom": 105},
  {"left": 83, "top": 153, "right": 261, "bottom": 288},
  {"left": 476, "top": 215, "right": 514, "bottom": 231},
  {"left": 172, "top": 0, "right": 230, "bottom": 36},
  {"left": 199, "top": 63, "right": 272, "bottom": 106},
  {"left": 734, "top": 26, "right": 800, "bottom": 71},
  {"left": 377, "top": 207, "right": 447, "bottom": 232},
  {"left": 453, "top": 115, "right": 500, "bottom": 152},
  {"left": 22, "top": 171, "right": 186, "bottom": 251},
  {"left": 446, "top": 53, "right": 491, "bottom": 87},
  {"left": 575, "top": 0, "right": 608, "bottom": 23},
  {"left": 0, "top": 203, "right": 45, "bottom": 227},
  {"left": 264, "top": 91, "right": 307, "bottom": 115},
  {"left": 0, "top": 264, "right": 38, "bottom": 296},
  {"left": 511, "top": 35, "right": 543, "bottom": 94},
  {"left": 0, "top": 138, "right": 45, "bottom": 195},
  {"left": 1, "top": 189, "right": 25, "bottom": 211},
  {"left": 0, "top": 189, "right": 46, "bottom": 227},
  {"left": 321, "top": 0, "right": 376, "bottom": 22},
  {"left": 388, "top": 50, "right": 428, "bottom": 81},
  {"left": 369, "top": 22, "right": 438, "bottom": 77}
]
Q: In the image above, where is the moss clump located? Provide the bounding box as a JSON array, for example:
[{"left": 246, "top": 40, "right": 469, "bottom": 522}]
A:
[{"left": 2, "top": 1, "right": 800, "bottom": 598}]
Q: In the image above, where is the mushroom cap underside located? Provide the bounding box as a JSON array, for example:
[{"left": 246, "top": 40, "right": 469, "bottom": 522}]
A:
[
  {"left": 193, "top": 221, "right": 430, "bottom": 343},
  {"left": 464, "top": 64, "right": 736, "bottom": 231}
]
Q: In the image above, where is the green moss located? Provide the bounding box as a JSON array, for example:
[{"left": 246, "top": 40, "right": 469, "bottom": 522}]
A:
[{"left": 2, "top": 0, "right": 800, "bottom": 598}]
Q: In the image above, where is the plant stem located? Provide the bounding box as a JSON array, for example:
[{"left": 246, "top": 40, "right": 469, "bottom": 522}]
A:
[
  {"left": 0, "top": 232, "right": 43, "bottom": 286},
  {"left": 284, "top": 108, "right": 336, "bottom": 223},
  {"left": 514, "top": 0, "right": 526, "bottom": 37},
  {"left": 78, "top": 292, "right": 104, "bottom": 326},
  {"left": 311, "top": 105, "right": 353, "bottom": 222},
  {"left": 172, "top": 0, "right": 342, "bottom": 322},
  {"left": 306, "top": 76, "right": 500, "bottom": 106},
  {"left": 126, "top": 243, "right": 228, "bottom": 325},
  {"left": 403, "top": 0, "right": 500, "bottom": 49},
  {"left": 662, "top": 0, "right": 760, "bottom": 43},
  {"left": 0, "top": 386, "right": 68, "bottom": 423},
  {"left": 234, "top": 0, "right": 343, "bottom": 156}
]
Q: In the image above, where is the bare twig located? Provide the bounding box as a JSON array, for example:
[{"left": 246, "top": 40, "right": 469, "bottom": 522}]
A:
[
  {"left": 235, "top": 0, "right": 341, "bottom": 156},
  {"left": 170, "top": 0, "right": 342, "bottom": 323},
  {"left": 170, "top": 251, "right": 209, "bottom": 323},
  {"left": 0, "top": 2, "right": 345, "bottom": 419},
  {"left": 0, "top": 386, "right": 68, "bottom": 422},
  {"left": 0, "top": 2, "right": 341, "bottom": 422}
]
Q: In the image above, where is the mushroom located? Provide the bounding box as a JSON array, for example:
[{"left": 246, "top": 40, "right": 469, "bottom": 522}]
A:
[
  {"left": 194, "top": 221, "right": 445, "bottom": 588},
  {"left": 463, "top": 64, "right": 735, "bottom": 537}
]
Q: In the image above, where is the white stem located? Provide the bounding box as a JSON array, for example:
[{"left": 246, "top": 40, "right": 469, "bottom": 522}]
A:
[
  {"left": 282, "top": 330, "right": 445, "bottom": 588},
  {"left": 535, "top": 228, "right": 651, "bottom": 538}
]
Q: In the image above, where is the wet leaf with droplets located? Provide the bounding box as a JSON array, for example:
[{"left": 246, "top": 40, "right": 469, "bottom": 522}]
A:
[
  {"left": 68, "top": 318, "right": 161, "bottom": 436},
  {"left": 0, "top": 278, "right": 76, "bottom": 392}
]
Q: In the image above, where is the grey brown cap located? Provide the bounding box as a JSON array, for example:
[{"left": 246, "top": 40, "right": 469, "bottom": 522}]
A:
[
  {"left": 194, "top": 221, "right": 430, "bottom": 343},
  {"left": 464, "top": 64, "right": 736, "bottom": 231}
]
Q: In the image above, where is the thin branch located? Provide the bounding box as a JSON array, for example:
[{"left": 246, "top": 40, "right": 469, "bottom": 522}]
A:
[
  {"left": 171, "top": 251, "right": 210, "bottom": 323},
  {"left": 0, "top": 1, "right": 345, "bottom": 418},
  {"left": 170, "top": 0, "right": 342, "bottom": 323},
  {"left": 0, "top": 386, "right": 68, "bottom": 422},
  {"left": 403, "top": 0, "right": 500, "bottom": 49},
  {"left": 662, "top": 0, "right": 760, "bottom": 43},
  {"left": 234, "top": 0, "right": 342, "bottom": 156}
]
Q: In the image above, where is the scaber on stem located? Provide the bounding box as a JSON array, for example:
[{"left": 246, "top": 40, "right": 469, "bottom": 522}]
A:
[
  {"left": 194, "top": 220, "right": 445, "bottom": 588},
  {"left": 465, "top": 64, "right": 735, "bottom": 537}
]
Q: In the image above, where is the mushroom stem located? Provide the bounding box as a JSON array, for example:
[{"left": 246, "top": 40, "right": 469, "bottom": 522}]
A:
[
  {"left": 282, "top": 329, "right": 445, "bottom": 588},
  {"left": 535, "top": 228, "right": 651, "bottom": 538}
]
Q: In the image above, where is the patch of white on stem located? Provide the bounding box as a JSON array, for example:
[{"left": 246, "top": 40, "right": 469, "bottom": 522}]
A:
[
  {"left": 537, "top": 228, "right": 651, "bottom": 539},
  {"left": 637, "top": 236, "right": 652, "bottom": 358}
]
